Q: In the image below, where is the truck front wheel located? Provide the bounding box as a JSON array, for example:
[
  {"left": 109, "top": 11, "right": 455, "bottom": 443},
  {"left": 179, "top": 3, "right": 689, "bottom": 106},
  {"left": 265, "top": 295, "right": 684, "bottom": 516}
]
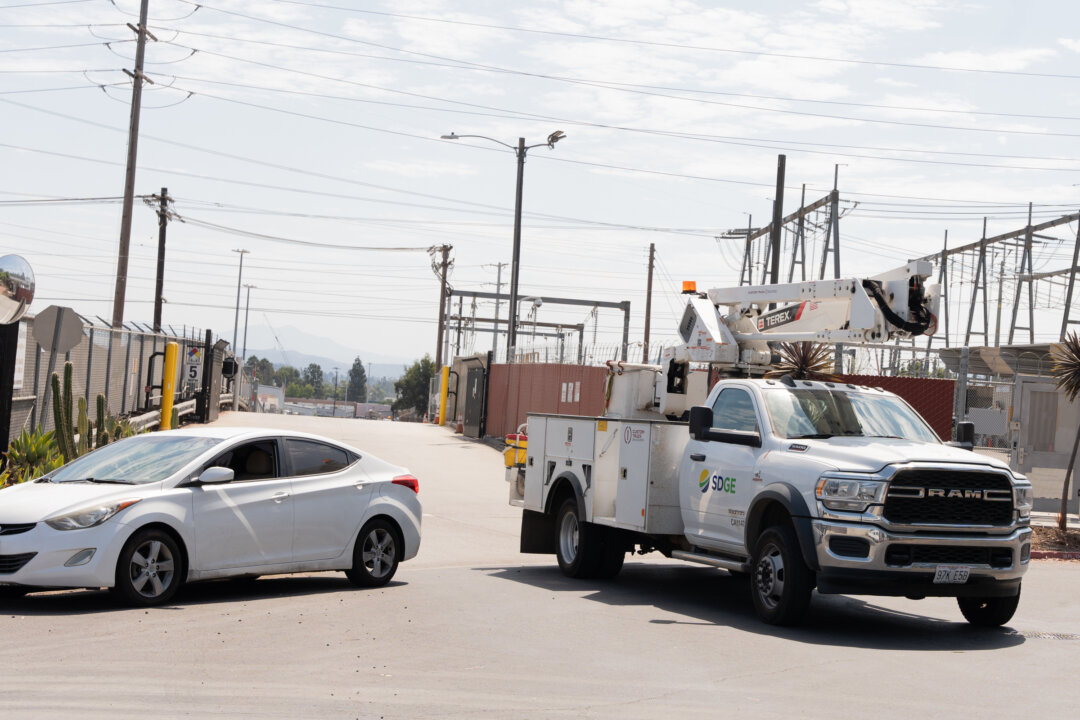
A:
[
  {"left": 957, "top": 586, "right": 1020, "bottom": 627},
  {"left": 751, "top": 525, "right": 814, "bottom": 625}
]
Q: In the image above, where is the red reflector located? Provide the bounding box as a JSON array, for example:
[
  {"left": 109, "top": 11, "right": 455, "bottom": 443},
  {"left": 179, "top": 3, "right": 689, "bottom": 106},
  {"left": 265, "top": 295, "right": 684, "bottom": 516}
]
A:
[{"left": 392, "top": 475, "right": 419, "bottom": 493}]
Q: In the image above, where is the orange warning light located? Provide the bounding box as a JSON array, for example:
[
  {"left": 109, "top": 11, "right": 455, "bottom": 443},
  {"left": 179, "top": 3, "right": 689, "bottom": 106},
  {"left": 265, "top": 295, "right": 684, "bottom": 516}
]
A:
[{"left": 682, "top": 281, "right": 697, "bottom": 294}]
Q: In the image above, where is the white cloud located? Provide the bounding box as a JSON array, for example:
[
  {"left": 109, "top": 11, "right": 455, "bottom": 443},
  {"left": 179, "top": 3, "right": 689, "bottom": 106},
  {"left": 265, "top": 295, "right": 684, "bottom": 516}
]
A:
[
  {"left": 1059, "top": 38, "right": 1080, "bottom": 53},
  {"left": 917, "top": 48, "right": 1057, "bottom": 72}
]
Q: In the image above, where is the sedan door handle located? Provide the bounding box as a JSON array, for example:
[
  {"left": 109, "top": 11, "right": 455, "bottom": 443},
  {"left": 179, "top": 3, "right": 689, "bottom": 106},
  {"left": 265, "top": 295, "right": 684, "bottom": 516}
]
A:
[
  {"left": 271, "top": 492, "right": 289, "bottom": 503},
  {"left": 689, "top": 453, "right": 706, "bottom": 462}
]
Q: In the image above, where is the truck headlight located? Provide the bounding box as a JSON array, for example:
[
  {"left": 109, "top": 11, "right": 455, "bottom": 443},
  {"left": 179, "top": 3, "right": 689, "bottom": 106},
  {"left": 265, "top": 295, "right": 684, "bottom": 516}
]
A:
[
  {"left": 1013, "top": 485, "right": 1032, "bottom": 519},
  {"left": 45, "top": 499, "right": 141, "bottom": 531},
  {"left": 816, "top": 477, "right": 887, "bottom": 512}
]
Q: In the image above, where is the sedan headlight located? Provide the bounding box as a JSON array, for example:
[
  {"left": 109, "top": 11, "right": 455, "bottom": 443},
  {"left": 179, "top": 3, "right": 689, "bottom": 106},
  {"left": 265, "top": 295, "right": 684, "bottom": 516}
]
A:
[
  {"left": 1014, "top": 485, "right": 1033, "bottom": 519},
  {"left": 816, "top": 476, "right": 887, "bottom": 512},
  {"left": 45, "top": 499, "right": 141, "bottom": 531}
]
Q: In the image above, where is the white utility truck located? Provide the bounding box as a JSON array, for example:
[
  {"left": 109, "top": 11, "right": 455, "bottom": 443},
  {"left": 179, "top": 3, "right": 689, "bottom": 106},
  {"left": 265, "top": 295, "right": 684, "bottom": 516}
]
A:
[{"left": 508, "top": 262, "right": 1032, "bottom": 626}]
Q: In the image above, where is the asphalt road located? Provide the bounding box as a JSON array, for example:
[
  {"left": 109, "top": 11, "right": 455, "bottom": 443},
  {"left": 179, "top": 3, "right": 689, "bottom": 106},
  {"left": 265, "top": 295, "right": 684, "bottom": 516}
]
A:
[{"left": 3, "top": 413, "right": 1079, "bottom": 718}]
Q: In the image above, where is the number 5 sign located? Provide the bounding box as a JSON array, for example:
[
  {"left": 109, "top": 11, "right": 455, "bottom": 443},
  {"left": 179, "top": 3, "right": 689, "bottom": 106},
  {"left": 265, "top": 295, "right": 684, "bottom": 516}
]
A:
[{"left": 186, "top": 346, "right": 203, "bottom": 386}]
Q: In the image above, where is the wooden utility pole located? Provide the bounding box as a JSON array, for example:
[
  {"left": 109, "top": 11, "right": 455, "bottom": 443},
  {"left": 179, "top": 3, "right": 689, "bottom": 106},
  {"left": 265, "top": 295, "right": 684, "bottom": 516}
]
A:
[
  {"left": 153, "top": 187, "right": 169, "bottom": 332},
  {"left": 643, "top": 242, "right": 655, "bottom": 363},
  {"left": 768, "top": 154, "right": 786, "bottom": 285},
  {"left": 434, "top": 245, "right": 451, "bottom": 370},
  {"left": 111, "top": 0, "right": 156, "bottom": 328}
]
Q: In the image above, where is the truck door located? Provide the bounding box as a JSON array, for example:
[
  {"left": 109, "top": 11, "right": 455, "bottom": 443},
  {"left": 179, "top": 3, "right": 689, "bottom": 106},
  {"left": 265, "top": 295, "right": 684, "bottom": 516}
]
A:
[{"left": 683, "top": 387, "right": 762, "bottom": 553}]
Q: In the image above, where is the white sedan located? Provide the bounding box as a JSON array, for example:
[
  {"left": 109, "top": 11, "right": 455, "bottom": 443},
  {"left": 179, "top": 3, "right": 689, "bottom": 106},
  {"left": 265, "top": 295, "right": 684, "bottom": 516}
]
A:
[{"left": 0, "top": 427, "right": 422, "bottom": 606}]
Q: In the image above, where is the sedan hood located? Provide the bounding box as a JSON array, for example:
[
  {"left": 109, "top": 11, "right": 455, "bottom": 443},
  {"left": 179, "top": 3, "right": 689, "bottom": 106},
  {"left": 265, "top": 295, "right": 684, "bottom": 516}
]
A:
[
  {"left": 787, "top": 438, "right": 1012, "bottom": 475},
  {"left": 0, "top": 481, "right": 153, "bottom": 524}
]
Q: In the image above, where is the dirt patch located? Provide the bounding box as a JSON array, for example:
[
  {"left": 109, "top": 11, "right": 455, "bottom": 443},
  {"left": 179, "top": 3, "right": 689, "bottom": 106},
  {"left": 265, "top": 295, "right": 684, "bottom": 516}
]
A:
[{"left": 1031, "top": 526, "right": 1080, "bottom": 553}]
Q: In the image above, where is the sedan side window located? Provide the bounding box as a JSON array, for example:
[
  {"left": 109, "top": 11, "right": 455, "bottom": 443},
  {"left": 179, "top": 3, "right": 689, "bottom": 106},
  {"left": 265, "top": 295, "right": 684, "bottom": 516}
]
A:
[
  {"left": 207, "top": 440, "right": 279, "bottom": 482},
  {"left": 711, "top": 388, "right": 759, "bottom": 433},
  {"left": 285, "top": 439, "right": 352, "bottom": 477}
]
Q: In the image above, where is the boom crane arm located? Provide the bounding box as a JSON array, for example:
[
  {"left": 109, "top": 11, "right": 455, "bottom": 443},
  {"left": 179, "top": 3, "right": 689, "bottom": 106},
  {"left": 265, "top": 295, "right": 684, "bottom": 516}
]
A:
[{"left": 649, "top": 260, "right": 939, "bottom": 416}]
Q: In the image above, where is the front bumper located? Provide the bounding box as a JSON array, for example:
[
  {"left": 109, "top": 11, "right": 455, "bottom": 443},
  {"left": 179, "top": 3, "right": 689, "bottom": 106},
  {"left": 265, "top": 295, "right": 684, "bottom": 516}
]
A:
[
  {"left": 0, "top": 521, "right": 132, "bottom": 590},
  {"left": 811, "top": 519, "right": 1030, "bottom": 598}
]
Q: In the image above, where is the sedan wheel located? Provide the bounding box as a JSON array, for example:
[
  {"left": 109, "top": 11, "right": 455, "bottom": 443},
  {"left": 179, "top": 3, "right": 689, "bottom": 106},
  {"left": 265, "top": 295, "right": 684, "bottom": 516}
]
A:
[
  {"left": 112, "top": 529, "right": 183, "bottom": 607},
  {"left": 345, "top": 519, "right": 401, "bottom": 588}
]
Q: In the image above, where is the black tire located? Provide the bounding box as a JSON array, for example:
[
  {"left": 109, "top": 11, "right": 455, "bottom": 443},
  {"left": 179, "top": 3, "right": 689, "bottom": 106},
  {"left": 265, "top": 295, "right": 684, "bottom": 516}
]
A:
[
  {"left": 750, "top": 525, "right": 814, "bottom": 626},
  {"left": 345, "top": 518, "right": 401, "bottom": 588},
  {"left": 111, "top": 528, "right": 184, "bottom": 607},
  {"left": 957, "top": 585, "right": 1021, "bottom": 627},
  {"left": 554, "top": 498, "right": 603, "bottom": 578}
]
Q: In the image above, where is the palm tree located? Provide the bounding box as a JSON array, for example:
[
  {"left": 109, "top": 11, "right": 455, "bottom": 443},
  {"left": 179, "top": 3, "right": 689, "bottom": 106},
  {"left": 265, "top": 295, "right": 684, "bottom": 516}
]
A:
[
  {"left": 1051, "top": 332, "right": 1080, "bottom": 530},
  {"left": 764, "top": 341, "right": 841, "bottom": 382}
]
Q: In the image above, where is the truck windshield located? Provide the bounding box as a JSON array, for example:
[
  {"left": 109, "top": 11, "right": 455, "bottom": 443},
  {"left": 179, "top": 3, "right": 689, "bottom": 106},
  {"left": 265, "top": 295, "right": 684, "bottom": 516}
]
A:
[{"left": 762, "top": 388, "right": 939, "bottom": 443}]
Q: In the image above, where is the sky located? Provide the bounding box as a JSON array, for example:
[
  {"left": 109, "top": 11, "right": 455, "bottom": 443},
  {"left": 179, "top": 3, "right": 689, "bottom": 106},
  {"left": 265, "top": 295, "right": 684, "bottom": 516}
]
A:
[{"left": 2, "top": 0, "right": 1079, "bottom": 368}]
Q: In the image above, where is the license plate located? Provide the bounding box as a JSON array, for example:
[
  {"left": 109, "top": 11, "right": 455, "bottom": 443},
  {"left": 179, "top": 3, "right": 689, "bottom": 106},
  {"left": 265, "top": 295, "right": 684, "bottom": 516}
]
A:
[{"left": 933, "top": 565, "right": 971, "bottom": 584}]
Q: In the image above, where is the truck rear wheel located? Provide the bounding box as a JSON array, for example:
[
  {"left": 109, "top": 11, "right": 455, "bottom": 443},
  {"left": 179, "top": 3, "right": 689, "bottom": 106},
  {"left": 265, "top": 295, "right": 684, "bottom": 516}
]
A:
[
  {"left": 555, "top": 498, "right": 615, "bottom": 578},
  {"left": 751, "top": 525, "right": 813, "bottom": 625},
  {"left": 957, "top": 585, "right": 1020, "bottom": 627}
]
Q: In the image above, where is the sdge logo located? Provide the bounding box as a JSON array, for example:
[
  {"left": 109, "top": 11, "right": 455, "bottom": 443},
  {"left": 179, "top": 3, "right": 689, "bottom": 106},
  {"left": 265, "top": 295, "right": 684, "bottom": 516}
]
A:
[{"left": 698, "top": 469, "right": 736, "bottom": 494}]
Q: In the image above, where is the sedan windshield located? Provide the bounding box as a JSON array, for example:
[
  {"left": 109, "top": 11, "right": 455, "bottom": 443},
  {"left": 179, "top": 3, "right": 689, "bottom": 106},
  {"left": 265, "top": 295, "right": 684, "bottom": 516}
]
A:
[
  {"left": 48, "top": 435, "right": 224, "bottom": 485},
  {"left": 763, "top": 388, "right": 939, "bottom": 443}
]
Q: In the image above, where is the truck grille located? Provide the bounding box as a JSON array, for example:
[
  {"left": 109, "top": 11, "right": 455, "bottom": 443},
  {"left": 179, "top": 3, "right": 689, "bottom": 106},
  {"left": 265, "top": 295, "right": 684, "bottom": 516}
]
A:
[
  {"left": 0, "top": 552, "right": 36, "bottom": 574},
  {"left": 885, "top": 545, "right": 1013, "bottom": 569},
  {"left": 884, "top": 469, "right": 1014, "bottom": 526}
]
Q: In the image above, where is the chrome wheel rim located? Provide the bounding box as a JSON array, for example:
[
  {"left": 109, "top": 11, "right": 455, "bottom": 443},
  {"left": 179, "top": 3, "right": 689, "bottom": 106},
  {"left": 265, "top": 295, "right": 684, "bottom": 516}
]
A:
[
  {"left": 129, "top": 539, "right": 176, "bottom": 599},
  {"left": 754, "top": 542, "right": 785, "bottom": 611},
  {"left": 559, "top": 510, "right": 579, "bottom": 564},
  {"left": 362, "top": 528, "right": 396, "bottom": 579}
]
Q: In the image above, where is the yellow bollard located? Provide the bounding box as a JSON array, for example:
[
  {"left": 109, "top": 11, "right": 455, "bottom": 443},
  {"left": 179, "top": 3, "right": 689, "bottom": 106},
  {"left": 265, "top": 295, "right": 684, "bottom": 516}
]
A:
[
  {"left": 438, "top": 365, "right": 450, "bottom": 426},
  {"left": 160, "top": 341, "right": 178, "bottom": 430}
]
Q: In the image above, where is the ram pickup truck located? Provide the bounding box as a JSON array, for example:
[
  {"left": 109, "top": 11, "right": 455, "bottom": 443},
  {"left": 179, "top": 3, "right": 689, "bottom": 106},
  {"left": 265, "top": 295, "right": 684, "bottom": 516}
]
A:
[{"left": 510, "top": 376, "right": 1033, "bottom": 626}]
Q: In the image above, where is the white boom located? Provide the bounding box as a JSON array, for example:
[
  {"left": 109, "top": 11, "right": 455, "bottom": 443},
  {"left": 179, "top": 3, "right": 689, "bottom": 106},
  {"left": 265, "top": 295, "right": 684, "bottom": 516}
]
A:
[{"left": 606, "top": 261, "right": 940, "bottom": 418}]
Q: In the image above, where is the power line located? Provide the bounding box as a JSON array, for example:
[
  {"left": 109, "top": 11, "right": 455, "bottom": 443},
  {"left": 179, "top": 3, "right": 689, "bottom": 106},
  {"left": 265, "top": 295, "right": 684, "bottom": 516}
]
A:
[{"left": 230, "top": 0, "right": 1080, "bottom": 81}]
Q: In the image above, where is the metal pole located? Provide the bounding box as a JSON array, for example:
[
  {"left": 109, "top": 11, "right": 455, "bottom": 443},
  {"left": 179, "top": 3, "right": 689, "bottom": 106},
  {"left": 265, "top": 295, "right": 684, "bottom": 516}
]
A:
[
  {"left": 111, "top": 0, "right": 152, "bottom": 328},
  {"left": 831, "top": 165, "right": 841, "bottom": 279},
  {"left": 153, "top": 187, "right": 168, "bottom": 332},
  {"left": 643, "top": 242, "right": 655, "bottom": 363},
  {"left": 620, "top": 301, "right": 631, "bottom": 362},
  {"left": 435, "top": 245, "right": 450, "bottom": 369},
  {"left": 1061, "top": 214, "right": 1080, "bottom": 340},
  {"left": 242, "top": 284, "right": 254, "bottom": 362},
  {"left": 491, "top": 262, "right": 504, "bottom": 353},
  {"left": 231, "top": 249, "right": 247, "bottom": 411},
  {"left": 507, "top": 137, "right": 526, "bottom": 363}
]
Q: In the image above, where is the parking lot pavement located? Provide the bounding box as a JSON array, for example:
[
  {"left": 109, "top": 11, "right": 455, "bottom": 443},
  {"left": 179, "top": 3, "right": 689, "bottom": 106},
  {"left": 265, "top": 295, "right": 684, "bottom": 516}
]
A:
[{"left": 2, "top": 414, "right": 1079, "bottom": 719}]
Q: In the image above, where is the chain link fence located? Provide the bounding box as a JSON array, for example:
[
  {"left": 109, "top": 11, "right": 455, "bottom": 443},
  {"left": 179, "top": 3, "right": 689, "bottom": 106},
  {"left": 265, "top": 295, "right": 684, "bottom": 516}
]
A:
[{"left": 10, "top": 312, "right": 206, "bottom": 437}]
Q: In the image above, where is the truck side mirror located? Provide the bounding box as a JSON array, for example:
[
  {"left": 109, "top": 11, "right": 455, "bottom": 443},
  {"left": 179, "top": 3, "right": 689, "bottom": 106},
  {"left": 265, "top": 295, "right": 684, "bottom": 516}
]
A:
[
  {"left": 688, "top": 406, "right": 713, "bottom": 440},
  {"left": 954, "top": 421, "right": 975, "bottom": 451}
]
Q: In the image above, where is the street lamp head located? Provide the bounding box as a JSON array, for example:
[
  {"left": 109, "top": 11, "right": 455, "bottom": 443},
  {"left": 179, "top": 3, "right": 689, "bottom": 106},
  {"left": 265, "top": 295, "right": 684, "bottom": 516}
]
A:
[
  {"left": 546, "top": 130, "right": 566, "bottom": 147},
  {"left": 440, "top": 133, "right": 459, "bottom": 140}
]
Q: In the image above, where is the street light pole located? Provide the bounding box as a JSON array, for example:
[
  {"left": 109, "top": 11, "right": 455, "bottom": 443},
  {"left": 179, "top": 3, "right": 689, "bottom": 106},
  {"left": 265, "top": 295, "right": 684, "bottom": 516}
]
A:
[
  {"left": 440, "top": 130, "right": 565, "bottom": 363},
  {"left": 508, "top": 137, "right": 526, "bottom": 362},
  {"left": 241, "top": 284, "right": 255, "bottom": 367}
]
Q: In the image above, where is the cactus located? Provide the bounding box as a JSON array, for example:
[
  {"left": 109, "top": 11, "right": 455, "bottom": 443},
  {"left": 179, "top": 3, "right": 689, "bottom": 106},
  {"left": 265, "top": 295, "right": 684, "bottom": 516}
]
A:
[
  {"left": 50, "top": 372, "right": 74, "bottom": 462},
  {"left": 77, "top": 396, "right": 89, "bottom": 456},
  {"left": 96, "top": 394, "right": 107, "bottom": 448},
  {"left": 170, "top": 406, "right": 179, "bottom": 430},
  {"left": 62, "top": 362, "right": 73, "bottom": 454}
]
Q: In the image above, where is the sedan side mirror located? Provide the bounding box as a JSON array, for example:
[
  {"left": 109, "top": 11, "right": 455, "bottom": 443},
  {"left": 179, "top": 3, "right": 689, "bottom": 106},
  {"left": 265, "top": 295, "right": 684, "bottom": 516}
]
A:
[{"left": 197, "top": 466, "right": 235, "bottom": 484}]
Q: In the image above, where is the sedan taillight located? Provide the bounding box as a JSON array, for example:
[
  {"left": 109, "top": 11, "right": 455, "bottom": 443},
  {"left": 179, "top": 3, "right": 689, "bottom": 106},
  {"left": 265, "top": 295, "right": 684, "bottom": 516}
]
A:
[{"left": 392, "top": 474, "right": 419, "bottom": 493}]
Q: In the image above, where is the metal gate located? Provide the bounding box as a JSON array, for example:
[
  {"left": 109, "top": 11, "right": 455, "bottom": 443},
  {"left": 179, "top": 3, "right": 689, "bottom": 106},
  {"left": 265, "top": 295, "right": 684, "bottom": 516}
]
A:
[{"left": 463, "top": 365, "right": 486, "bottom": 438}]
